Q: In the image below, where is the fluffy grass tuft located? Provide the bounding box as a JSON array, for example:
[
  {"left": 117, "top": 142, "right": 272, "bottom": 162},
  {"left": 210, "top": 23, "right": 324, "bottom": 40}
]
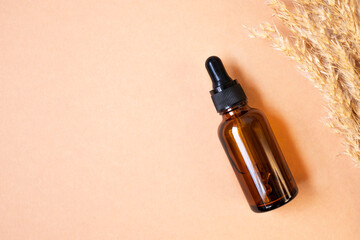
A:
[{"left": 248, "top": 0, "right": 360, "bottom": 165}]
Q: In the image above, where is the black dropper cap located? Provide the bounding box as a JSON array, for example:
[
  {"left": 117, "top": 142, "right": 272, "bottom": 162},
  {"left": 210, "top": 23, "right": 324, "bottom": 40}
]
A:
[{"left": 206, "top": 56, "right": 247, "bottom": 112}]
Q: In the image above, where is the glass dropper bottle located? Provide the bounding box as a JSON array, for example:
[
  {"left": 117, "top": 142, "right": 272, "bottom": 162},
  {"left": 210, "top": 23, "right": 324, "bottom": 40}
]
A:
[{"left": 206, "top": 56, "right": 298, "bottom": 212}]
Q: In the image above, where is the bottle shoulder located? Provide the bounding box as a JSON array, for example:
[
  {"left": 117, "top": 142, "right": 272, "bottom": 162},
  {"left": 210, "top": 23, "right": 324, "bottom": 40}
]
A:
[
  {"left": 219, "top": 107, "right": 264, "bottom": 124},
  {"left": 218, "top": 108, "right": 268, "bottom": 135}
]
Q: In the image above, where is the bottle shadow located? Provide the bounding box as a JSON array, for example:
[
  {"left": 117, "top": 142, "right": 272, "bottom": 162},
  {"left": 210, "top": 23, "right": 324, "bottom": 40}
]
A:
[{"left": 226, "top": 63, "right": 309, "bottom": 185}]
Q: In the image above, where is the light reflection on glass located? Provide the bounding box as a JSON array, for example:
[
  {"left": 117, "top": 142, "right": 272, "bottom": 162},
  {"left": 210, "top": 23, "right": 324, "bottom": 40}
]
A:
[
  {"left": 232, "top": 126, "right": 268, "bottom": 201},
  {"left": 256, "top": 130, "right": 291, "bottom": 199}
]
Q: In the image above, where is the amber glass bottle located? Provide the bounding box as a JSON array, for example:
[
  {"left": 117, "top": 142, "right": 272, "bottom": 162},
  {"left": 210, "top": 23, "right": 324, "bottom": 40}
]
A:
[{"left": 206, "top": 56, "right": 298, "bottom": 213}]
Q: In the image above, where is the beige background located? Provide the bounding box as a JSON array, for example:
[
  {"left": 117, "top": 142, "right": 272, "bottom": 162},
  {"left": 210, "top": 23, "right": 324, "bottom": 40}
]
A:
[{"left": 1, "top": 0, "right": 359, "bottom": 239}]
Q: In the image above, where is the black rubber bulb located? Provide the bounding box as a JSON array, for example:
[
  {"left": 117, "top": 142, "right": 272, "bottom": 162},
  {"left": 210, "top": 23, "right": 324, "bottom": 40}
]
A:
[
  {"left": 206, "top": 55, "right": 247, "bottom": 112},
  {"left": 205, "top": 56, "right": 233, "bottom": 89}
]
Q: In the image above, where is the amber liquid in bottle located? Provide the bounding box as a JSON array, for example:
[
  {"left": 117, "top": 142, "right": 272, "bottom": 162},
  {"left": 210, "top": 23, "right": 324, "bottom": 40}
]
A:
[
  {"left": 206, "top": 56, "right": 298, "bottom": 212},
  {"left": 219, "top": 102, "right": 298, "bottom": 212}
]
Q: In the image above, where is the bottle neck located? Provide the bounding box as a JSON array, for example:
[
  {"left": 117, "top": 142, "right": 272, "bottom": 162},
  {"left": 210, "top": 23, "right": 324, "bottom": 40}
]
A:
[{"left": 220, "top": 100, "right": 250, "bottom": 120}]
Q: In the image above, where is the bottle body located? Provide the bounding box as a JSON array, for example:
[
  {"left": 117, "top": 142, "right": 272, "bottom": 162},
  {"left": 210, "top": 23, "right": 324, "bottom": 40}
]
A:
[{"left": 218, "top": 102, "right": 298, "bottom": 212}]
